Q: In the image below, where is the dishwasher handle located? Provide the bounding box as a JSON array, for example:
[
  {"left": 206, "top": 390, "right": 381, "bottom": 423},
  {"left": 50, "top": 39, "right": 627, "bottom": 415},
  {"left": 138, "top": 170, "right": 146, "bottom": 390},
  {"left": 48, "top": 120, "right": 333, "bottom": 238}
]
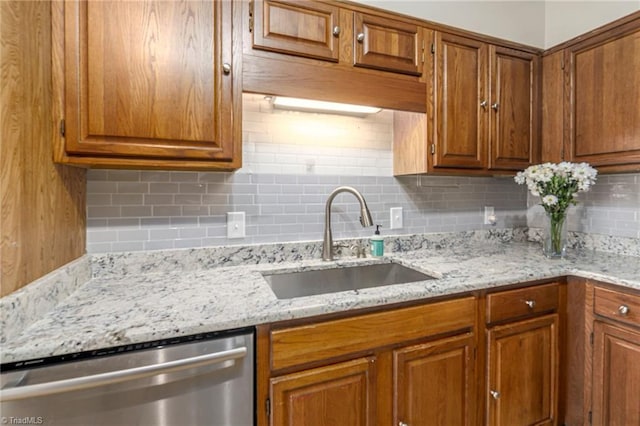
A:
[{"left": 0, "top": 346, "right": 247, "bottom": 402}]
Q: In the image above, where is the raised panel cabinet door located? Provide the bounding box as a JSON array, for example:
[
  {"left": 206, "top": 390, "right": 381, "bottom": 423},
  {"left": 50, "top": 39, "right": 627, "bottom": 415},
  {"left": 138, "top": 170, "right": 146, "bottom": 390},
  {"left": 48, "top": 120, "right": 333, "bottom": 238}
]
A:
[
  {"left": 270, "top": 357, "right": 376, "bottom": 426},
  {"left": 60, "top": 0, "right": 237, "bottom": 162},
  {"left": 592, "top": 321, "right": 640, "bottom": 426},
  {"left": 487, "top": 314, "right": 558, "bottom": 426},
  {"left": 489, "top": 46, "right": 539, "bottom": 171},
  {"left": 434, "top": 32, "right": 488, "bottom": 169},
  {"left": 567, "top": 21, "right": 640, "bottom": 168},
  {"left": 252, "top": 0, "right": 340, "bottom": 61},
  {"left": 353, "top": 12, "right": 422, "bottom": 76},
  {"left": 393, "top": 333, "right": 475, "bottom": 426}
]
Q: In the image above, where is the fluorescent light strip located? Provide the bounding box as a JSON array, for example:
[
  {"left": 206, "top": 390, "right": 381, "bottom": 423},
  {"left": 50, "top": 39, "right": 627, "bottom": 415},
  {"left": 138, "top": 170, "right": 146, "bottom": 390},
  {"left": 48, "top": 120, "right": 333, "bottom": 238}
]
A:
[{"left": 271, "top": 96, "right": 382, "bottom": 116}]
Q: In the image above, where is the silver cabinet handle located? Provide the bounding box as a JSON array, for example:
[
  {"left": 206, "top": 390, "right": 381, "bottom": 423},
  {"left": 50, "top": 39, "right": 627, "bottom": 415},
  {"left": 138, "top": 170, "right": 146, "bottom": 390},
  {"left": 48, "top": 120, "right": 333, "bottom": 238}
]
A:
[
  {"left": 525, "top": 299, "right": 536, "bottom": 309},
  {"left": 490, "top": 390, "right": 500, "bottom": 399},
  {"left": 222, "top": 63, "right": 231, "bottom": 75},
  {"left": 619, "top": 305, "right": 630, "bottom": 316},
  {"left": 491, "top": 103, "right": 499, "bottom": 110},
  {"left": 357, "top": 33, "right": 365, "bottom": 42},
  {"left": 0, "top": 346, "right": 247, "bottom": 402},
  {"left": 332, "top": 26, "right": 340, "bottom": 36},
  {"left": 480, "top": 100, "right": 487, "bottom": 108}
]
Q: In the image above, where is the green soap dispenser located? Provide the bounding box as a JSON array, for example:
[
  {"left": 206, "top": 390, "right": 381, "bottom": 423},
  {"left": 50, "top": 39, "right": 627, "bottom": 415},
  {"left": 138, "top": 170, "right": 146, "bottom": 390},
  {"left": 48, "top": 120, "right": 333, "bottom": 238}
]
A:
[{"left": 370, "top": 225, "right": 384, "bottom": 257}]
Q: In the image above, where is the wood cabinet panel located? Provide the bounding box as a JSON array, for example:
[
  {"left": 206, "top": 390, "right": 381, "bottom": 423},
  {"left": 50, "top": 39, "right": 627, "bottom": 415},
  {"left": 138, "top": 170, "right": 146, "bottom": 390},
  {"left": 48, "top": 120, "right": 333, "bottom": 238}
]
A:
[
  {"left": 566, "top": 19, "right": 640, "bottom": 170},
  {"left": 487, "top": 314, "right": 558, "bottom": 426},
  {"left": 353, "top": 12, "right": 422, "bottom": 76},
  {"left": 252, "top": 0, "right": 339, "bottom": 61},
  {"left": 1, "top": 1, "right": 85, "bottom": 296},
  {"left": 592, "top": 321, "right": 640, "bottom": 426},
  {"left": 486, "top": 282, "right": 559, "bottom": 324},
  {"left": 594, "top": 282, "right": 640, "bottom": 327},
  {"left": 489, "top": 46, "right": 539, "bottom": 170},
  {"left": 393, "top": 333, "right": 475, "bottom": 426},
  {"left": 270, "top": 296, "right": 476, "bottom": 371},
  {"left": 434, "top": 32, "right": 488, "bottom": 169},
  {"left": 270, "top": 357, "right": 376, "bottom": 426},
  {"left": 54, "top": 0, "right": 240, "bottom": 169}
]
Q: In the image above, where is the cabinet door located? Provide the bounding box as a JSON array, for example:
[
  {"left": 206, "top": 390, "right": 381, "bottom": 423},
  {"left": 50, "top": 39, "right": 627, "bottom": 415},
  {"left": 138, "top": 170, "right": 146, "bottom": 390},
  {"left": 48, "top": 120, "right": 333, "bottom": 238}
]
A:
[
  {"left": 592, "top": 321, "right": 640, "bottom": 426},
  {"left": 58, "top": 0, "right": 239, "bottom": 166},
  {"left": 566, "top": 21, "right": 640, "bottom": 169},
  {"left": 393, "top": 333, "right": 475, "bottom": 426},
  {"left": 489, "top": 46, "right": 539, "bottom": 171},
  {"left": 487, "top": 314, "right": 558, "bottom": 426},
  {"left": 270, "top": 357, "right": 376, "bottom": 426},
  {"left": 434, "top": 32, "right": 488, "bottom": 169},
  {"left": 353, "top": 12, "right": 422, "bottom": 76},
  {"left": 252, "top": 0, "right": 340, "bottom": 62}
]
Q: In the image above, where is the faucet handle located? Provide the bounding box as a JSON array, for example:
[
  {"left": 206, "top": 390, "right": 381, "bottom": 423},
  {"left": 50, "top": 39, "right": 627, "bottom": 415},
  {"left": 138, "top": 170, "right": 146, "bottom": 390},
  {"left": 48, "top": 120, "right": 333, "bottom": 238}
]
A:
[{"left": 350, "top": 241, "right": 367, "bottom": 258}]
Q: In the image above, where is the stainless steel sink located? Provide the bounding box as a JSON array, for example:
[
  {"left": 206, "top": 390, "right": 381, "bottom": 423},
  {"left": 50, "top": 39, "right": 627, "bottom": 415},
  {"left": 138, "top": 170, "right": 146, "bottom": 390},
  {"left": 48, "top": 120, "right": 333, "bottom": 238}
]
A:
[{"left": 263, "top": 262, "right": 436, "bottom": 299}]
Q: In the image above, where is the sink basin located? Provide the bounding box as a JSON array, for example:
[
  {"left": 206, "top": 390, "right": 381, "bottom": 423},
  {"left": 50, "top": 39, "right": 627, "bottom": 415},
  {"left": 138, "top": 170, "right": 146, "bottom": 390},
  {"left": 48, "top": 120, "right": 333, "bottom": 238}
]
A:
[{"left": 263, "top": 262, "right": 436, "bottom": 299}]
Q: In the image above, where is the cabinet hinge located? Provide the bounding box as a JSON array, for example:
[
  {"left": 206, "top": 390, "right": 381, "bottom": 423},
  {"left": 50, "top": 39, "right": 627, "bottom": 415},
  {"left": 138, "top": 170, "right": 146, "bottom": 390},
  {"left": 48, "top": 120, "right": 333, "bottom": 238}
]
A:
[
  {"left": 590, "top": 332, "right": 594, "bottom": 346},
  {"left": 560, "top": 56, "right": 565, "bottom": 70},
  {"left": 588, "top": 410, "right": 592, "bottom": 424},
  {"left": 265, "top": 398, "right": 271, "bottom": 417},
  {"left": 421, "top": 40, "right": 425, "bottom": 63},
  {"left": 249, "top": 1, "right": 254, "bottom": 33},
  {"left": 59, "top": 119, "right": 65, "bottom": 137},
  {"left": 430, "top": 143, "right": 435, "bottom": 155},
  {"left": 431, "top": 43, "right": 435, "bottom": 54}
]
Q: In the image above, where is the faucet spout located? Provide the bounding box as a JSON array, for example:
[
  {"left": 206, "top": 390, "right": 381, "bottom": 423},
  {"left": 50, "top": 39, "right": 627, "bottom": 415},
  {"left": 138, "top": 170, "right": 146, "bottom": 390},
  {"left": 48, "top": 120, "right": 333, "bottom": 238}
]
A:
[{"left": 322, "top": 186, "right": 374, "bottom": 261}]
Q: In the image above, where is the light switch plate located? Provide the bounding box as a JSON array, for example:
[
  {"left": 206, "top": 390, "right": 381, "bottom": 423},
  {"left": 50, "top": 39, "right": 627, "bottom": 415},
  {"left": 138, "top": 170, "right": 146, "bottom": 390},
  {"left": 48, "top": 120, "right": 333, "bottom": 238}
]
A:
[
  {"left": 227, "top": 212, "right": 246, "bottom": 239},
  {"left": 390, "top": 207, "right": 403, "bottom": 229}
]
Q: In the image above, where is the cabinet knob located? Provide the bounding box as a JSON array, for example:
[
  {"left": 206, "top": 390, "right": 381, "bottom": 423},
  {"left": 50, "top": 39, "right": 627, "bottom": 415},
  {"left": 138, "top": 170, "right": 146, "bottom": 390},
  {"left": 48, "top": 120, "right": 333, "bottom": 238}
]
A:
[
  {"left": 480, "top": 100, "right": 487, "bottom": 108},
  {"left": 222, "top": 63, "right": 231, "bottom": 75},
  {"left": 332, "top": 26, "right": 340, "bottom": 37},
  {"left": 491, "top": 103, "right": 499, "bottom": 110},
  {"left": 618, "top": 305, "right": 630, "bottom": 316},
  {"left": 357, "top": 33, "right": 365, "bottom": 42},
  {"left": 525, "top": 299, "right": 536, "bottom": 309},
  {"left": 399, "top": 422, "right": 409, "bottom": 426},
  {"left": 490, "top": 390, "right": 500, "bottom": 400}
]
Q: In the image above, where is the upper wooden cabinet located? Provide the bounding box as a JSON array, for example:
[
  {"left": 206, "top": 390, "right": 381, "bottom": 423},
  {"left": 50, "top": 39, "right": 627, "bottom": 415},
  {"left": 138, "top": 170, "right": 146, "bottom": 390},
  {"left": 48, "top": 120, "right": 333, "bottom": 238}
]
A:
[
  {"left": 252, "top": 0, "right": 340, "bottom": 61},
  {"left": 394, "top": 32, "right": 539, "bottom": 175},
  {"left": 52, "top": 0, "right": 241, "bottom": 170},
  {"left": 353, "top": 12, "right": 422, "bottom": 76},
  {"left": 244, "top": 0, "right": 428, "bottom": 112},
  {"left": 564, "top": 16, "right": 640, "bottom": 172}
]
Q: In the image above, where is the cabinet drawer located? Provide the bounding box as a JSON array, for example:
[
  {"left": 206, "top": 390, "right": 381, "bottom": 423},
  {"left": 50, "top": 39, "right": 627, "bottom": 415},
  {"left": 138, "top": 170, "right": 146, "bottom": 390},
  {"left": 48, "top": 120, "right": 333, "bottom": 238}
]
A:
[
  {"left": 594, "top": 286, "right": 640, "bottom": 327},
  {"left": 271, "top": 296, "right": 476, "bottom": 371},
  {"left": 486, "top": 282, "right": 559, "bottom": 324}
]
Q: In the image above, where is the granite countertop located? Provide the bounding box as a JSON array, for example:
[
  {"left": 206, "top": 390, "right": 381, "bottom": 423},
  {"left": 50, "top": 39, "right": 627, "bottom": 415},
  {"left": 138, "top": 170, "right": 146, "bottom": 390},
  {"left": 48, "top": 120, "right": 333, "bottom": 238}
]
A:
[{"left": 2, "top": 237, "right": 640, "bottom": 365}]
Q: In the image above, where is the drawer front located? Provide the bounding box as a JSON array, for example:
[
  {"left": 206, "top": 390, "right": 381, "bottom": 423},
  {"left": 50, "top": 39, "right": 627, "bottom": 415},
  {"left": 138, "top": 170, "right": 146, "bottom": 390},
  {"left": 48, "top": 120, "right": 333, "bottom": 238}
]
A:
[
  {"left": 594, "top": 286, "right": 640, "bottom": 327},
  {"left": 486, "top": 282, "right": 559, "bottom": 324},
  {"left": 271, "top": 296, "right": 476, "bottom": 371}
]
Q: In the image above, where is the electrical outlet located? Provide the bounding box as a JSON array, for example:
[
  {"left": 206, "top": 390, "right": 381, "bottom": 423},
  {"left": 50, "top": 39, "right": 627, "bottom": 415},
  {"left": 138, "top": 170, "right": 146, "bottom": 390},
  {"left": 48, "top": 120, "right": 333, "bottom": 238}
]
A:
[
  {"left": 390, "top": 207, "right": 403, "bottom": 229},
  {"left": 227, "top": 212, "right": 246, "bottom": 238},
  {"left": 484, "top": 206, "right": 496, "bottom": 225}
]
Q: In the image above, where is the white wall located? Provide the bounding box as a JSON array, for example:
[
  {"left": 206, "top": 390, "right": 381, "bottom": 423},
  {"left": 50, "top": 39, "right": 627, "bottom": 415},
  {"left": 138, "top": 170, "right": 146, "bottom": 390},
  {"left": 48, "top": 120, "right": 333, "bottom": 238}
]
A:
[
  {"left": 351, "top": 0, "right": 640, "bottom": 49},
  {"left": 545, "top": 1, "right": 640, "bottom": 47}
]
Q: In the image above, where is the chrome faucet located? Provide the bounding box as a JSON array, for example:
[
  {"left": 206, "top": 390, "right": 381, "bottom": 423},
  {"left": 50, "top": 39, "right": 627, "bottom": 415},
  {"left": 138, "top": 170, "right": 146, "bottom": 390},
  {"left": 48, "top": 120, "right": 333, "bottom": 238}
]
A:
[{"left": 322, "top": 186, "right": 374, "bottom": 261}]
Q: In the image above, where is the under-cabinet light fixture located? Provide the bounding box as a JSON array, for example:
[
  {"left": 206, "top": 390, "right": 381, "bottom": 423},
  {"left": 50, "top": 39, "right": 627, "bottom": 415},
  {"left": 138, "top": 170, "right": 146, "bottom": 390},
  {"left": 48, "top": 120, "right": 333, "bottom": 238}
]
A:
[{"left": 269, "top": 96, "right": 382, "bottom": 116}]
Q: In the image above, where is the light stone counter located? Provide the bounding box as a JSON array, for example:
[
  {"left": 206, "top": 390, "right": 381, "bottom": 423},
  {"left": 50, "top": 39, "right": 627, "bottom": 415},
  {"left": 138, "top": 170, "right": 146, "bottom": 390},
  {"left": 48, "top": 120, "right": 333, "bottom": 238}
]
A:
[{"left": 2, "top": 231, "right": 639, "bottom": 365}]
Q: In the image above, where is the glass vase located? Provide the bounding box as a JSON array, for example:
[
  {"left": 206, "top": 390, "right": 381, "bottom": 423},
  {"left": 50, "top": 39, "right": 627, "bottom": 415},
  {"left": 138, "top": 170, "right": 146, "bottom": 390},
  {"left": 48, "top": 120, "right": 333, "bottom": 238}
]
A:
[{"left": 543, "top": 211, "right": 567, "bottom": 258}]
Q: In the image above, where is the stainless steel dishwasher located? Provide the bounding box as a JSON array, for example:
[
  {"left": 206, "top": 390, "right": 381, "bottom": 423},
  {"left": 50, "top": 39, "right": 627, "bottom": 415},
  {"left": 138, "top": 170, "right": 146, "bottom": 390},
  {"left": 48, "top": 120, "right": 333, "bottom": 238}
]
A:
[{"left": 0, "top": 327, "right": 254, "bottom": 426}]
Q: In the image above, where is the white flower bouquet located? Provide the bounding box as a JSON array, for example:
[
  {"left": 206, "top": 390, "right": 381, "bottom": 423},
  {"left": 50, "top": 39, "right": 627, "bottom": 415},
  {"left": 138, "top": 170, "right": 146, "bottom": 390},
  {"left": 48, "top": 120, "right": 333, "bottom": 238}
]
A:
[{"left": 515, "top": 162, "right": 598, "bottom": 257}]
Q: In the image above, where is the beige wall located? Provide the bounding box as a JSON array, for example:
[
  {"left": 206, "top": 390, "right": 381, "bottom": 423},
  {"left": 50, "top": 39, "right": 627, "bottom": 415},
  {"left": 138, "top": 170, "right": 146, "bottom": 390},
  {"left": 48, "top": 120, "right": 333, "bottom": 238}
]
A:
[{"left": 352, "top": 0, "right": 639, "bottom": 48}]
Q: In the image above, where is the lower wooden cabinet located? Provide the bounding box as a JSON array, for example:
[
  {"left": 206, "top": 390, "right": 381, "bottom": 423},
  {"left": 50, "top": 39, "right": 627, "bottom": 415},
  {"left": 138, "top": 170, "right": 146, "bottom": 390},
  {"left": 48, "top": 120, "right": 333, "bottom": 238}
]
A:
[
  {"left": 591, "top": 285, "right": 640, "bottom": 426},
  {"left": 592, "top": 321, "right": 640, "bottom": 426},
  {"left": 486, "top": 314, "right": 559, "bottom": 426},
  {"left": 270, "top": 357, "right": 376, "bottom": 426},
  {"left": 393, "top": 332, "right": 475, "bottom": 426},
  {"left": 260, "top": 296, "right": 477, "bottom": 426}
]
